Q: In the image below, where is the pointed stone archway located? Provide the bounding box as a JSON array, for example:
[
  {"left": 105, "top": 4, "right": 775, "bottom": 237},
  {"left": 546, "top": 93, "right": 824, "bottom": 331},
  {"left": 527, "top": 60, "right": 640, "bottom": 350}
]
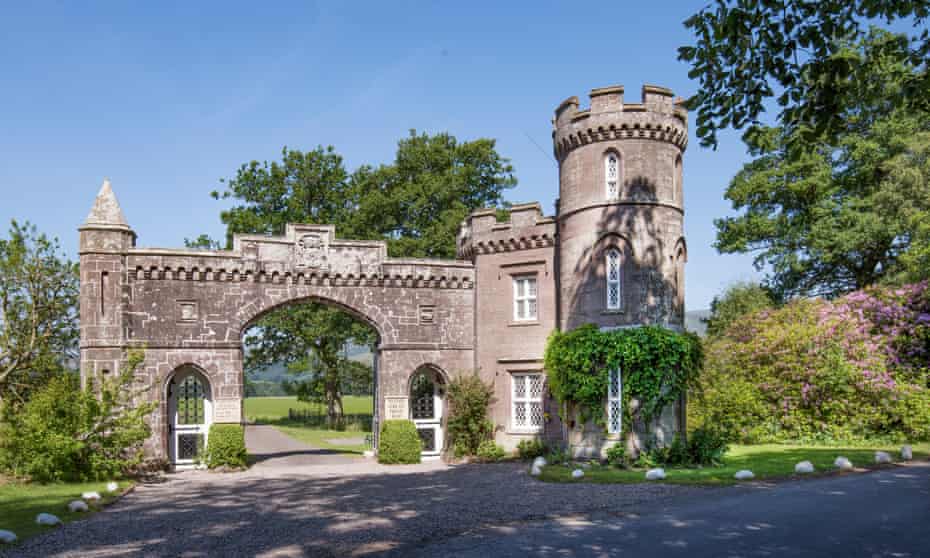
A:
[{"left": 79, "top": 180, "right": 475, "bottom": 462}]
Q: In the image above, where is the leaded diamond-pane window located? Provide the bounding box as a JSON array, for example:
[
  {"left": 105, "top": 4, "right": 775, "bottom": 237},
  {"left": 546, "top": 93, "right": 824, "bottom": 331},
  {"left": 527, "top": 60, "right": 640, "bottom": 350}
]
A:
[
  {"left": 178, "top": 433, "right": 203, "bottom": 460},
  {"left": 411, "top": 372, "right": 435, "bottom": 420},
  {"left": 607, "top": 368, "right": 622, "bottom": 435},
  {"left": 606, "top": 153, "right": 619, "bottom": 199},
  {"left": 512, "top": 372, "right": 544, "bottom": 432},
  {"left": 513, "top": 276, "right": 538, "bottom": 321},
  {"left": 177, "top": 376, "right": 205, "bottom": 425},
  {"left": 417, "top": 428, "right": 436, "bottom": 452},
  {"left": 606, "top": 249, "right": 621, "bottom": 310}
]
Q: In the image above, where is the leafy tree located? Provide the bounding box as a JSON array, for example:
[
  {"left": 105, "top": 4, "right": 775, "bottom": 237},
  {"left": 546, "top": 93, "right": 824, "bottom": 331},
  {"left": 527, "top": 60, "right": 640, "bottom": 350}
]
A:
[
  {"left": 705, "top": 282, "right": 777, "bottom": 337},
  {"left": 0, "top": 350, "right": 154, "bottom": 481},
  {"left": 0, "top": 220, "right": 78, "bottom": 408},
  {"left": 679, "top": 0, "right": 930, "bottom": 148},
  {"left": 715, "top": 31, "right": 930, "bottom": 298},
  {"left": 183, "top": 234, "right": 222, "bottom": 250},
  {"left": 350, "top": 130, "right": 517, "bottom": 258},
  {"left": 211, "top": 134, "right": 515, "bottom": 420}
]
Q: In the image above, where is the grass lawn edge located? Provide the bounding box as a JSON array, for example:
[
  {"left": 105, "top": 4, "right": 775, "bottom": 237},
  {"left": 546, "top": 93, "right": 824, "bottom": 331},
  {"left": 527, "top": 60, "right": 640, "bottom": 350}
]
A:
[
  {"left": 0, "top": 479, "right": 135, "bottom": 547},
  {"left": 534, "top": 443, "right": 929, "bottom": 486}
]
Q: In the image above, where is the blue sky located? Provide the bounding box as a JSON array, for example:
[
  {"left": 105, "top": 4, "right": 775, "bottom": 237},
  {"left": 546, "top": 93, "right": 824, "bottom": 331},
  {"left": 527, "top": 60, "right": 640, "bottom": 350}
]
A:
[{"left": 0, "top": 1, "right": 761, "bottom": 310}]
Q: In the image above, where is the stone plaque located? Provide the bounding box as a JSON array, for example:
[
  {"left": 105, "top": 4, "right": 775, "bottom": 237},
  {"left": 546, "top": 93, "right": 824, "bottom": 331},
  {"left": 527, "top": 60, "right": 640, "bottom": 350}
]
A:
[
  {"left": 385, "top": 396, "right": 409, "bottom": 420},
  {"left": 213, "top": 399, "right": 242, "bottom": 423},
  {"left": 295, "top": 233, "right": 329, "bottom": 270}
]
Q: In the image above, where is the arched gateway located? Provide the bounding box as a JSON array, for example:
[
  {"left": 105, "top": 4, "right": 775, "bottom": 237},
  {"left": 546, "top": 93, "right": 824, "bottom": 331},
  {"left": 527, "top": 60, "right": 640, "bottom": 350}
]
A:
[
  {"left": 79, "top": 180, "right": 474, "bottom": 464},
  {"left": 80, "top": 83, "right": 691, "bottom": 464}
]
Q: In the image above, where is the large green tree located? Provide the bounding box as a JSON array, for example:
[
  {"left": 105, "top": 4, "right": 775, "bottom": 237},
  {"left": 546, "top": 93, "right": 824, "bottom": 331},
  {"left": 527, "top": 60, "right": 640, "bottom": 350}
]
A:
[
  {"left": 351, "top": 130, "right": 517, "bottom": 258},
  {"left": 0, "top": 220, "right": 78, "bottom": 409},
  {"left": 212, "top": 133, "right": 515, "bottom": 419},
  {"left": 679, "top": 0, "right": 930, "bottom": 149},
  {"left": 714, "top": 31, "right": 930, "bottom": 299}
]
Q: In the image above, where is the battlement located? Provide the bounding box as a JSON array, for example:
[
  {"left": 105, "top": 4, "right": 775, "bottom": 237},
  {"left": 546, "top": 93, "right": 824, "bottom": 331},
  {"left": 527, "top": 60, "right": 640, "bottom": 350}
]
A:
[
  {"left": 456, "top": 203, "right": 556, "bottom": 258},
  {"left": 552, "top": 84, "right": 688, "bottom": 161}
]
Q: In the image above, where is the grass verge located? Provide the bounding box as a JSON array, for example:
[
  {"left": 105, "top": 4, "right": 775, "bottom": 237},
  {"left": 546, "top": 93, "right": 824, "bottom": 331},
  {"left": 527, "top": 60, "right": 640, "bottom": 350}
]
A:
[
  {"left": 0, "top": 479, "right": 131, "bottom": 544},
  {"left": 271, "top": 422, "right": 370, "bottom": 454},
  {"left": 538, "top": 442, "right": 930, "bottom": 485},
  {"left": 244, "top": 396, "right": 373, "bottom": 422}
]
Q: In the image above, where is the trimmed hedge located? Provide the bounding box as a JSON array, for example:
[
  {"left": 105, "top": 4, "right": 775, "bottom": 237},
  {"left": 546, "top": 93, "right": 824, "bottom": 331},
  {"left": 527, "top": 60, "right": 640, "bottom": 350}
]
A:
[
  {"left": 378, "top": 420, "right": 422, "bottom": 464},
  {"left": 204, "top": 424, "right": 248, "bottom": 469}
]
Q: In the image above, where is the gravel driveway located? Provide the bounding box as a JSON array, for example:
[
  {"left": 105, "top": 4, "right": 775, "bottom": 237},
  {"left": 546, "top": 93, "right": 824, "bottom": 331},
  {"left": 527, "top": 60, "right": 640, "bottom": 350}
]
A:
[{"left": 3, "top": 462, "right": 696, "bottom": 557}]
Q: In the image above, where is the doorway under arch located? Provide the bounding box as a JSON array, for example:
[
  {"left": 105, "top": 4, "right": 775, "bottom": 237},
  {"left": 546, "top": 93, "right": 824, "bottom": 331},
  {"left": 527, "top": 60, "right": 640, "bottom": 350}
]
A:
[
  {"left": 166, "top": 366, "right": 213, "bottom": 467},
  {"left": 409, "top": 366, "right": 447, "bottom": 457}
]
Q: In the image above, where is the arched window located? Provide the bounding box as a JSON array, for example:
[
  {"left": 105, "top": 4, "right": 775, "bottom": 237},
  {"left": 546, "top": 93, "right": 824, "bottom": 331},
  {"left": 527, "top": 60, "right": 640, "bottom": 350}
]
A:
[
  {"left": 605, "top": 152, "right": 619, "bottom": 200},
  {"left": 606, "top": 248, "right": 621, "bottom": 310},
  {"left": 673, "top": 154, "right": 682, "bottom": 202}
]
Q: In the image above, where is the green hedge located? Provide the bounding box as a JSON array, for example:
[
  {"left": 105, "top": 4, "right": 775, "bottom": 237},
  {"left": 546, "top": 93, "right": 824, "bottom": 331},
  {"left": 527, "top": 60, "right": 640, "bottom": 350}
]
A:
[
  {"left": 204, "top": 424, "right": 248, "bottom": 469},
  {"left": 378, "top": 420, "right": 422, "bottom": 464}
]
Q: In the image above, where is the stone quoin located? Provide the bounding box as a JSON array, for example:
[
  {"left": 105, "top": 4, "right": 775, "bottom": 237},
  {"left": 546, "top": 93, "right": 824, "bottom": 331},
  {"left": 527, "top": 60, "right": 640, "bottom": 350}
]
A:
[{"left": 79, "top": 84, "right": 688, "bottom": 465}]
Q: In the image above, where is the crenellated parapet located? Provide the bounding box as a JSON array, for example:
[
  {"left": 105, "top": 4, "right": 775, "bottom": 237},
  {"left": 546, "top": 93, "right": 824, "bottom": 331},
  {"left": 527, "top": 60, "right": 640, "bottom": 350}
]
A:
[
  {"left": 456, "top": 202, "right": 556, "bottom": 259},
  {"left": 552, "top": 84, "right": 688, "bottom": 162},
  {"left": 128, "top": 223, "right": 474, "bottom": 289}
]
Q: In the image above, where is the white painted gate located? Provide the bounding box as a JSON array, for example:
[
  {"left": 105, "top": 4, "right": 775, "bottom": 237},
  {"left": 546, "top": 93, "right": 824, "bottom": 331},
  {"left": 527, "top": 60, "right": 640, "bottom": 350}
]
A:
[{"left": 167, "top": 370, "right": 212, "bottom": 467}]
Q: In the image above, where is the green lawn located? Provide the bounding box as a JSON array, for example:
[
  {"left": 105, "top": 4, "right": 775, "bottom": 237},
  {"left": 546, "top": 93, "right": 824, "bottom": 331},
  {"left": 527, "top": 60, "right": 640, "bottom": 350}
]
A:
[
  {"left": 0, "top": 479, "right": 130, "bottom": 544},
  {"left": 244, "top": 396, "right": 373, "bottom": 422},
  {"left": 272, "top": 423, "right": 371, "bottom": 454},
  {"left": 244, "top": 396, "right": 373, "bottom": 455},
  {"left": 538, "top": 442, "right": 930, "bottom": 485}
]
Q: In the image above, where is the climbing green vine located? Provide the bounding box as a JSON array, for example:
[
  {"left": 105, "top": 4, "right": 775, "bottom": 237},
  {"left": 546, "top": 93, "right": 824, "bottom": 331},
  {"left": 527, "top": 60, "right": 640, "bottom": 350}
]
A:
[{"left": 544, "top": 325, "right": 703, "bottom": 430}]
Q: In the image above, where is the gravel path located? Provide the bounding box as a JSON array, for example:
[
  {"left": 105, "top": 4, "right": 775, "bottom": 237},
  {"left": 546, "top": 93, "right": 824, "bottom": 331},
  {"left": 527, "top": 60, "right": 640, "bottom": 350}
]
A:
[
  {"left": 246, "top": 424, "right": 361, "bottom": 471},
  {"left": 3, "top": 462, "right": 698, "bottom": 557}
]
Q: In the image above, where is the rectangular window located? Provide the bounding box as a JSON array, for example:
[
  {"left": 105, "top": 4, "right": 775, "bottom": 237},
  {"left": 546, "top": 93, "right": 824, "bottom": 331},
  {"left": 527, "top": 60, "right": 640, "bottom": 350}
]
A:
[
  {"left": 513, "top": 276, "right": 538, "bottom": 321},
  {"left": 607, "top": 368, "right": 622, "bottom": 434},
  {"left": 512, "top": 372, "right": 544, "bottom": 432}
]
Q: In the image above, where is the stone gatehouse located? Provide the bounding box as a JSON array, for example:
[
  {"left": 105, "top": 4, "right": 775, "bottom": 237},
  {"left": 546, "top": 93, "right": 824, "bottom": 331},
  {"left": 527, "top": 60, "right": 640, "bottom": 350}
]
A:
[{"left": 79, "top": 83, "right": 688, "bottom": 465}]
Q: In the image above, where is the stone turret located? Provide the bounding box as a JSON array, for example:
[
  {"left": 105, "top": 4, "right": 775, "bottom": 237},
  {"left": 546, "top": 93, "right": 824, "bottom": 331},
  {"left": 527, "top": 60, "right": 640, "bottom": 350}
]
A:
[
  {"left": 79, "top": 179, "right": 135, "bottom": 380},
  {"left": 553, "top": 85, "right": 688, "bottom": 332}
]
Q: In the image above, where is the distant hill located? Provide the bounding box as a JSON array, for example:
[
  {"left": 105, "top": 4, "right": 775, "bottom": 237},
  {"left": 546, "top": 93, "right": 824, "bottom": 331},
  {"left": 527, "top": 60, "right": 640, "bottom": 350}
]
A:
[{"left": 685, "top": 309, "right": 710, "bottom": 337}]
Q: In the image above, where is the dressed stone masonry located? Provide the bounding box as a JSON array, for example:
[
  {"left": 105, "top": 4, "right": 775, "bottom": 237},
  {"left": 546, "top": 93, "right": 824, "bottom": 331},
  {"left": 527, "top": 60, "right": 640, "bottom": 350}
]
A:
[{"left": 79, "top": 83, "right": 689, "bottom": 464}]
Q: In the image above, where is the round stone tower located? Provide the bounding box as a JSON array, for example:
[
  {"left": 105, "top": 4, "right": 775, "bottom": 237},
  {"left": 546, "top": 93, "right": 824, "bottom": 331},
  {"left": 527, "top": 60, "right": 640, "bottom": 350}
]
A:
[{"left": 553, "top": 84, "right": 688, "bottom": 331}]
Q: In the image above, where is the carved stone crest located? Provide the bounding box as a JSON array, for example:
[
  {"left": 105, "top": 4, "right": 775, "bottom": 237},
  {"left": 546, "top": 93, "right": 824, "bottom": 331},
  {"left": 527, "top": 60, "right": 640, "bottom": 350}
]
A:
[{"left": 295, "top": 233, "right": 329, "bottom": 270}]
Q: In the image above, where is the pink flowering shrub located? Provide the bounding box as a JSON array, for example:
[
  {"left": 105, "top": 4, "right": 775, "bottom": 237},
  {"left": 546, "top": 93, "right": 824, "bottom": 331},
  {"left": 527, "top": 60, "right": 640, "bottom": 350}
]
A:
[{"left": 690, "top": 282, "right": 930, "bottom": 443}]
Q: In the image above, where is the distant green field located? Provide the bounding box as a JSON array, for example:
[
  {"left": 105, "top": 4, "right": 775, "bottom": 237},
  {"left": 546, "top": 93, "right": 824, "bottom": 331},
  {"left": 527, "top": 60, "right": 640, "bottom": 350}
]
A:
[{"left": 244, "top": 396, "right": 373, "bottom": 422}]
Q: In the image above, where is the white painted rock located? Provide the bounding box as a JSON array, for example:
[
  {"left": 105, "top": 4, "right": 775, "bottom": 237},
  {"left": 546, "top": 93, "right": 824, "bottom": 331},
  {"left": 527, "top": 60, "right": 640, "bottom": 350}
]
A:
[
  {"left": 794, "top": 461, "right": 815, "bottom": 474},
  {"left": 571, "top": 469, "right": 585, "bottom": 479},
  {"left": 645, "top": 468, "right": 666, "bottom": 480},
  {"left": 106, "top": 481, "right": 119, "bottom": 493},
  {"left": 0, "top": 530, "right": 17, "bottom": 544},
  {"left": 530, "top": 465, "right": 542, "bottom": 476},
  {"left": 532, "top": 456, "right": 547, "bottom": 469},
  {"left": 875, "top": 451, "right": 892, "bottom": 464},
  {"left": 36, "top": 513, "right": 61, "bottom": 526},
  {"left": 834, "top": 456, "right": 853, "bottom": 471},
  {"left": 734, "top": 469, "right": 755, "bottom": 480},
  {"left": 68, "top": 500, "right": 89, "bottom": 513},
  {"left": 901, "top": 445, "right": 913, "bottom": 461},
  {"left": 82, "top": 491, "right": 102, "bottom": 501}
]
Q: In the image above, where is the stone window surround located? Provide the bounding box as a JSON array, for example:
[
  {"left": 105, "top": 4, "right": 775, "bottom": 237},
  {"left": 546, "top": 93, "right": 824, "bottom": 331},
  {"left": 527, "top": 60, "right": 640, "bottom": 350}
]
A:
[
  {"left": 509, "top": 370, "right": 544, "bottom": 434},
  {"left": 604, "top": 149, "right": 622, "bottom": 201},
  {"left": 591, "top": 234, "right": 631, "bottom": 315},
  {"left": 511, "top": 274, "right": 538, "bottom": 323}
]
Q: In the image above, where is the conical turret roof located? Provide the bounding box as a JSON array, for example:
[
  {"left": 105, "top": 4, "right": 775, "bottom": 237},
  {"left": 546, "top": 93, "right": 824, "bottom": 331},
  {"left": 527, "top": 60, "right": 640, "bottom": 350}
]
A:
[{"left": 84, "top": 178, "right": 130, "bottom": 228}]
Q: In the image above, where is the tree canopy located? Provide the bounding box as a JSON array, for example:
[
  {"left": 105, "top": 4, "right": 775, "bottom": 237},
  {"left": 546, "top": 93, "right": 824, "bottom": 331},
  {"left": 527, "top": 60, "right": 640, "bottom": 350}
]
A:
[
  {"left": 210, "top": 132, "right": 515, "bottom": 418},
  {"left": 705, "top": 282, "right": 777, "bottom": 337},
  {"left": 679, "top": 0, "right": 930, "bottom": 149},
  {"left": 0, "top": 220, "right": 78, "bottom": 409},
  {"left": 714, "top": 30, "right": 930, "bottom": 299}
]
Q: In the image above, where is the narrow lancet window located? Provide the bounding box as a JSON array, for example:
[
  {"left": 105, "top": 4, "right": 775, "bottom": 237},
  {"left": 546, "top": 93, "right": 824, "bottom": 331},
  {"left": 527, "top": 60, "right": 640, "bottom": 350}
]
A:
[
  {"left": 606, "top": 248, "right": 621, "bottom": 310},
  {"left": 606, "top": 153, "right": 619, "bottom": 199}
]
